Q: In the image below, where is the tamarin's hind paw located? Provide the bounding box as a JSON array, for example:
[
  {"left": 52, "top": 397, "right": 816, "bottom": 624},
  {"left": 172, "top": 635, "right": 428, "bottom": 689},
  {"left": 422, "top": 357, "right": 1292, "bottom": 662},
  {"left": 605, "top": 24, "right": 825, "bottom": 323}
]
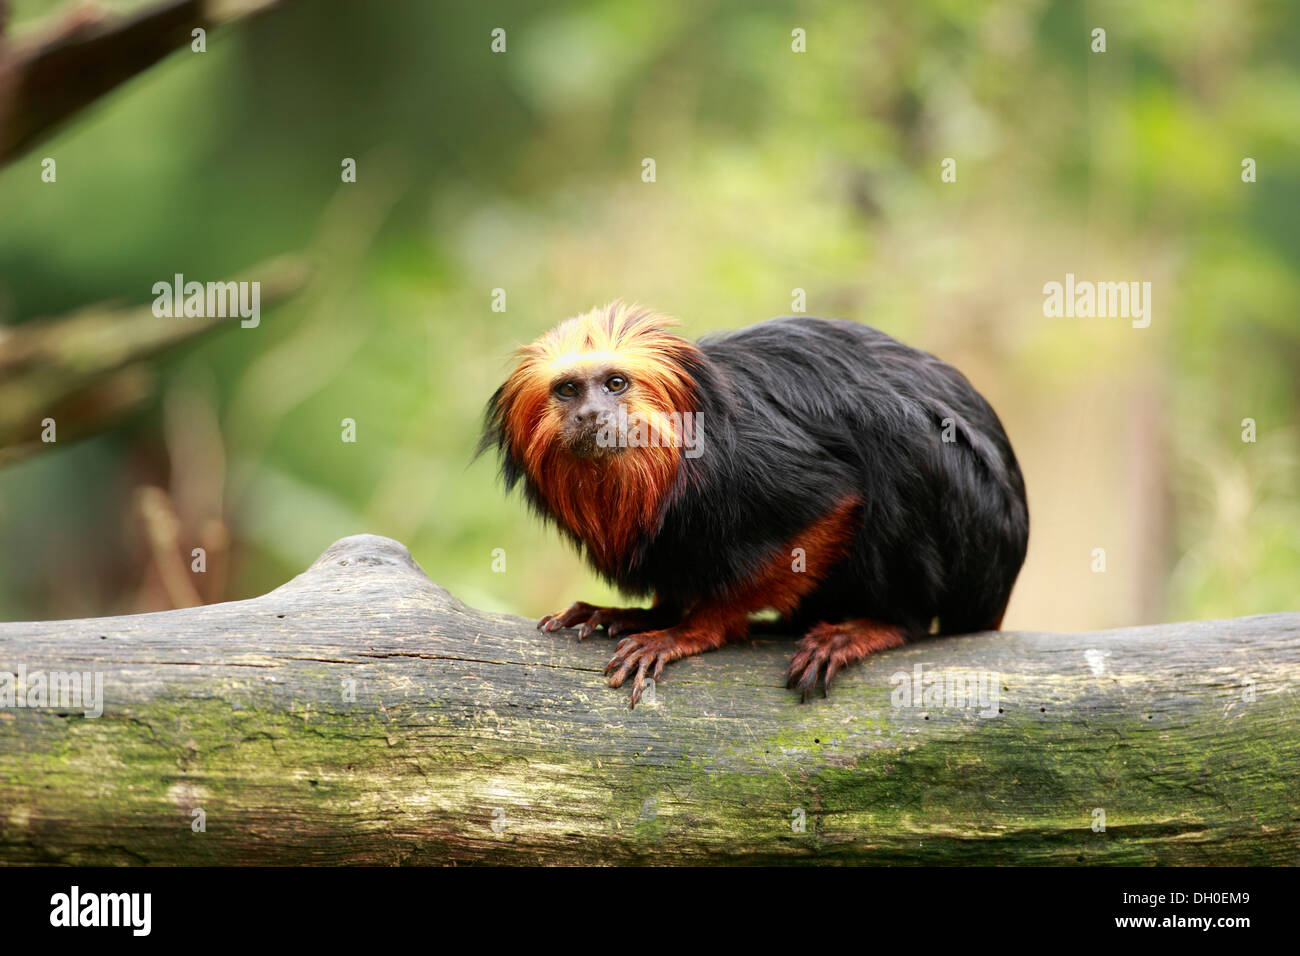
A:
[
  {"left": 786, "top": 620, "right": 908, "bottom": 702},
  {"left": 539, "top": 601, "right": 669, "bottom": 640}
]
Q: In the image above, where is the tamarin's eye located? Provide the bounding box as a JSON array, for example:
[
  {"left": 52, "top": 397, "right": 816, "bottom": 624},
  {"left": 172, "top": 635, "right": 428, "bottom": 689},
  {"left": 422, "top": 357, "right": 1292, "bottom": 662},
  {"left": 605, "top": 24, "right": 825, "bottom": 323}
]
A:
[
  {"left": 606, "top": 375, "right": 628, "bottom": 393},
  {"left": 555, "top": 382, "right": 579, "bottom": 399}
]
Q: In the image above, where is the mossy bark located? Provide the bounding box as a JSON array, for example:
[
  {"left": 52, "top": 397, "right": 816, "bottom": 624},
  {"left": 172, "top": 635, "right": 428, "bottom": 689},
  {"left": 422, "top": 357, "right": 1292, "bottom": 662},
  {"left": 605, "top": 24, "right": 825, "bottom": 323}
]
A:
[{"left": 0, "top": 534, "right": 1296, "bottom": 865}]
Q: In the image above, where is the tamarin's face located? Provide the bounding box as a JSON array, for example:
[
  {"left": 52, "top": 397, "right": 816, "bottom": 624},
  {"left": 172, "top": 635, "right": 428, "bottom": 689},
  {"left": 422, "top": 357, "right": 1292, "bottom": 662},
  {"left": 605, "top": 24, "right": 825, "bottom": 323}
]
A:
[
  {"left": 489, "top": 303, "right": 702, "bottom": 477},
  {"left": 482, "top": 302, "right": 705, "bottom": 559},
  {"left": 550, "top": 363, "right": 632, "bottom": 459}
]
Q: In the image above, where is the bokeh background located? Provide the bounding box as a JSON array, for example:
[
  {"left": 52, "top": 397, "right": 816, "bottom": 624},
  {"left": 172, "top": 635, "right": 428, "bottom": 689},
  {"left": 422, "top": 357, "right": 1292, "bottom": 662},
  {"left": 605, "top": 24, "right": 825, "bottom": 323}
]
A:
[{"left": 1, "top": 0, "right": 1297, "bottom": 631}]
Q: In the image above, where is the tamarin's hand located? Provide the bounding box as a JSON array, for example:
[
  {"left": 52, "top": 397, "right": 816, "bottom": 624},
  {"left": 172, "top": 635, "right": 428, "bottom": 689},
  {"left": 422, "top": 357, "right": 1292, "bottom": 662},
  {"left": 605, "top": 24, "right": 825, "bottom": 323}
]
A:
[
  {"left": 537, "top": 601, "right": 676, "bottom": 641},
  {"left": 480, "top": 302, "right": 1028, "bottom": 707}
]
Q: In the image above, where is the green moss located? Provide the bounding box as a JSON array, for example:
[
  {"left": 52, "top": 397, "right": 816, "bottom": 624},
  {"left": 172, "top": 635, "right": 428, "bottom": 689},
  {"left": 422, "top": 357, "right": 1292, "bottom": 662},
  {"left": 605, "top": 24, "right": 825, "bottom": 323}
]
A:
[{"left": 2, "top": 674, "right": 1295, "bottom": 865}]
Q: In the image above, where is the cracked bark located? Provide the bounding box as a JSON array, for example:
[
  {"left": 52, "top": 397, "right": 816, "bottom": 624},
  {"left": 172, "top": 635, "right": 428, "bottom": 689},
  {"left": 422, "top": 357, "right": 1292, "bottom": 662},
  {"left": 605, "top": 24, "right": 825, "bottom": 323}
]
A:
[{"left": 0, "top": 533, "right": 1296, "bottom": 864}]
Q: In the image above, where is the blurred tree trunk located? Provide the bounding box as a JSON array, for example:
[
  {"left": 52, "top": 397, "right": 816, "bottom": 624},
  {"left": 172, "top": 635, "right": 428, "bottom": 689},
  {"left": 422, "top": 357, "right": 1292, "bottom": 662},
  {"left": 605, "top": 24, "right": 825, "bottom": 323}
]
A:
[{"left": 0, "top": 0, "right": 300, "bottom": 467}]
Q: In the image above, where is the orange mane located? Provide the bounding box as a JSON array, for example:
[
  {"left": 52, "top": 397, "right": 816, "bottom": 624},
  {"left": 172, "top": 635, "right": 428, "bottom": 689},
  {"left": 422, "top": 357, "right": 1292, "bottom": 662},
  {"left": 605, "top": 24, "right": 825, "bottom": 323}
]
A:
[{"left": 495, "top": 302, "right": 702, "bottom": 569}]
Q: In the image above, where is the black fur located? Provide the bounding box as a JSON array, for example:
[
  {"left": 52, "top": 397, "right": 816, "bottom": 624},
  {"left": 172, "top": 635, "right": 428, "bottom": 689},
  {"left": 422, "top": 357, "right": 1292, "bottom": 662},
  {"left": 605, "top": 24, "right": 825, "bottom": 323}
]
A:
[{"left": 483, "top": 316, "right": 1029, "bottom": 638}]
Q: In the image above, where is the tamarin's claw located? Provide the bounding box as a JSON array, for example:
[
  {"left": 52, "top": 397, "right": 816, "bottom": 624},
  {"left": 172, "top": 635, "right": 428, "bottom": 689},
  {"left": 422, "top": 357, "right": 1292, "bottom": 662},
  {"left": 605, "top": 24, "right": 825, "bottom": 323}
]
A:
[
  {"left": 538, "top": 601, "right": 672, "bottom": 640},
  {"left": 786, "top": 620, "right": 908, "bottom": 703}
]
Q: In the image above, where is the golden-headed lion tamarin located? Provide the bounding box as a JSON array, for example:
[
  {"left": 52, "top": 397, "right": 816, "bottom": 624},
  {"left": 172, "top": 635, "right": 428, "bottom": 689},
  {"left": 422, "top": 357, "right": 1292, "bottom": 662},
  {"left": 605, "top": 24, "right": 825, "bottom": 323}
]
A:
[{"left": 480, "top": 302, "right": 1028, "bottom": 706}]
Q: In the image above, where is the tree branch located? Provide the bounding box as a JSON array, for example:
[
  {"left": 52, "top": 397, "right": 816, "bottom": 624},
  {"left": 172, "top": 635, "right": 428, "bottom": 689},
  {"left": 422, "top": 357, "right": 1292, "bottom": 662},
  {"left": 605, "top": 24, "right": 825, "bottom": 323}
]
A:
[
  {"left": 0, "top": 0, "right": 285, "bottom": 166},
  {"left": 0, "top": 255, "right": 310, "bottom": 465},
  {"left": 0, "top": 533, "right": 1295, "bottom": 864}
]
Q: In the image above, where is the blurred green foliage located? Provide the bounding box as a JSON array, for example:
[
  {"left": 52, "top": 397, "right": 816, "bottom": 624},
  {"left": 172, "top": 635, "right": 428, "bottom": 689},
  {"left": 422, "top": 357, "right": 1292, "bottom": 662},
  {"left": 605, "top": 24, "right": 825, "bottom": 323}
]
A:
[{"left": 1, "top": 0, "right": 1297, "bottom": 629}]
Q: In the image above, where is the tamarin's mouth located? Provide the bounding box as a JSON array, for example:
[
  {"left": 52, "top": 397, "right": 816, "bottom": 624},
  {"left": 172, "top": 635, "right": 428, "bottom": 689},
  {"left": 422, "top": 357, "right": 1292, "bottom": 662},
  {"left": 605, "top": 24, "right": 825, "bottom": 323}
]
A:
[{"left": 564, "top": 428, "right": 620, "bottom": 460}]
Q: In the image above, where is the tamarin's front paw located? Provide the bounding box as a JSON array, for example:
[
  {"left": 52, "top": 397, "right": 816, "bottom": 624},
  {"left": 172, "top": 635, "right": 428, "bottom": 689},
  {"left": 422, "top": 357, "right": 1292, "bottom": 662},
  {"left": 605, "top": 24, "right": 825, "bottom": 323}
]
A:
[
  {"left": 538, "top": 601, "right": 669, "bottom": 640},
  {"left": 786, "top": 620, "right": 908, "bottom": 702},
  {"left": 604, "top": 630, "right": 690, "bottom": 707}
]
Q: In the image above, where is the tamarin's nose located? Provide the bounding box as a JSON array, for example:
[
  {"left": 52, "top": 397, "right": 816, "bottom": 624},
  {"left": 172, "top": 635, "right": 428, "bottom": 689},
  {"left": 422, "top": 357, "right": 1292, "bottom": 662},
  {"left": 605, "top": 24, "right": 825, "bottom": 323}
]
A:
[{"left": 573, "top": 409, "right": 597, "bottom": 426}]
